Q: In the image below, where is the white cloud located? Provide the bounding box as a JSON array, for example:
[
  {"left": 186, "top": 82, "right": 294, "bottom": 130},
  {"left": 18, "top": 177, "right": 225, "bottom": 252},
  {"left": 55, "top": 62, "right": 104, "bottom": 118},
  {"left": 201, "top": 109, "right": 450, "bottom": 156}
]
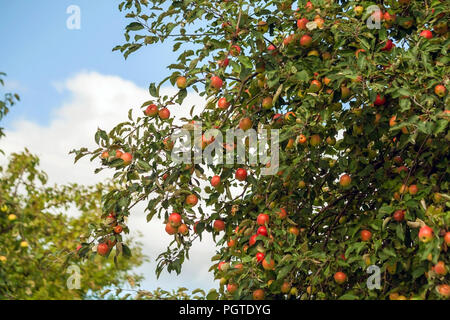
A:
[{"left": 0, "top": 71, "right": 218, "bottom": 292}]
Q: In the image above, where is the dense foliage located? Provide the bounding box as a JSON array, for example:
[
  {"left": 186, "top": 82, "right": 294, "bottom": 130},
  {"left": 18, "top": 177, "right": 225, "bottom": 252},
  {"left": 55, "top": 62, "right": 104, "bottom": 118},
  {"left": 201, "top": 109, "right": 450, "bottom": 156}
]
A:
[{"left": 73, "top": 0, "right": 449, "bottom": 300}]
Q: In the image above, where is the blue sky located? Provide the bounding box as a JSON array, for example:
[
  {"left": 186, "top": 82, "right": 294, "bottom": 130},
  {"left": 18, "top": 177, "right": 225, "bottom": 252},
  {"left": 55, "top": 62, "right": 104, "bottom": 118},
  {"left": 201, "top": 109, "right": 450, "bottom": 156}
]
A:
[
  {"left": 1, "top": 1, "right": 217, "bottom": 295},
  {"left": 1, "top": 0, "right": 178, "bottom": 126}
]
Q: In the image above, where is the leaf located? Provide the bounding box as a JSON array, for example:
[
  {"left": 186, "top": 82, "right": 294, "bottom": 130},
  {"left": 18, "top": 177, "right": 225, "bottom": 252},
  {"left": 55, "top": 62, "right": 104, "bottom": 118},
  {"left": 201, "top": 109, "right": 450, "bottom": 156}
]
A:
[{"left": 126, "top": 22, "right": 144, "bottom": 31}]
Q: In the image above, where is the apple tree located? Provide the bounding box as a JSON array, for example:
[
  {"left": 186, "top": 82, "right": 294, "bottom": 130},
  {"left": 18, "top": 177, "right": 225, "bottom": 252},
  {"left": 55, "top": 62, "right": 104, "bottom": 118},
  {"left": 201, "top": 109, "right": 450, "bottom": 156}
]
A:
[{"left": 73, "top": 0, "right": 449, "bottom": 299}]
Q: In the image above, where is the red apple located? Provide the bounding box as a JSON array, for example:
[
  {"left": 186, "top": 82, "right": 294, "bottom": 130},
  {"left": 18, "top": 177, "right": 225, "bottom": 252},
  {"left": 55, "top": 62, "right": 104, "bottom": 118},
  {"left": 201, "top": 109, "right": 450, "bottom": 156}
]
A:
[
  {"left": 300, "top": 35, "right": 312, "bottom": 47},
  {"left": 176, "top": 76, "right": 187, "bottom": 89},
  {"left": 120, "top": 152, "right": 132, "bottom": 165},
  {"left": 97, "top": 243, "right": 109, "bottom": 256},
  {"left": 361, "top": 229, "right": 372, "bottom": 241},
  {"left": 213, "top": 219, "right": 225, "bottom": 232},
  {"left": 186, "top": 194, "right": 198, "bottom": 206},
  {"left": 434, "top": 84, "right": 446, "bottom": 97},
  {"left": 235, "top": 168, "right": 248, "bottom": 181},
  {"left": 444, "top": 232, "right": 450, "bottom": 245},
  {"left": 256, "top": 252, "right": 265, "bottom": 263},
  {"left": 145, "top": 104, "right": 159, "bottom": 117},
  {"left": 334, "top": 271, "right": 347, "bottom": 284},
  {"left": 211, "top": 175, "right": 221, "bottom": 188},
  {"left": 165, "top": 222, "right": 177, "bottom": 235},
  {"left": 239, "top": 117, "right": 253, "bottom": 131},
  {"left": 159, "top": 107, "right": 170, "bottom": 120},
  {"left": 339, "top": 174, "right": 352, "bottom": 187},
  {"left": 297, "top": 18, "right": 309, "bottom": 30},
  {"left": 249, "top": 234, "right": 258, "bottom": 246},
  {"left": 374, "top": 94, "right": 386, "bottom": 106},
  {"left": 393, "top": 210, "right": 405, "bottom": 222},
  {"left": 420, "top": 30, "right": 433, "bottom": 39},
  {"left": 257, "top": 213, "right": 270, "bottom": 226},
  {"left": 418, "top": 225, "right": 433, "bottom": 243},
  {"left": 218, "top": 97, "right": 230, "bottom": 109},
  {"left": 210, "top": 76, "right": 223, "bottom": 90},
  {"left": 257, "top": 226, "right": 268, "bottom": 237},
  {"left": 168, "top": 212, "right": 182, "bottom": 227}
]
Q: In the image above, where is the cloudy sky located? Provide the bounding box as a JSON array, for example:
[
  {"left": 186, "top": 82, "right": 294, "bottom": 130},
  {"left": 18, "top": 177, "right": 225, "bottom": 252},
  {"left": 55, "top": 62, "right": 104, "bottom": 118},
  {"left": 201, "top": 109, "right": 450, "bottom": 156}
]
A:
[{"left": 0, "top": 1, "right": 218, "bottom": 293}]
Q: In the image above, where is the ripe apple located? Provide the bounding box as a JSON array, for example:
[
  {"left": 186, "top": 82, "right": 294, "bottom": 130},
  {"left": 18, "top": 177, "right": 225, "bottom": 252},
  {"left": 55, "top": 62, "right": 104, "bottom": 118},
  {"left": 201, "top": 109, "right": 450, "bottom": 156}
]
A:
[
  {"left": 213, "top": 219, "right": 225, "bottom": 232},
  {"left": 239, "top": 117, "right": 252, "bottom": 131},
  {"left": 434, "top": 261, "right": 447, "bottom": 275},
  {"left": 176, "top": 76, "right": 187, "bottom": 89},
  {"left": 210, "top": 76, "right": 223, "bottom": 90},
  {"left": 257, "top": 213, "right": 270, "bottom": 226},
  {"left": 115, "top": 150, "right": 123, "bottom": 158},
  {"left": 256, "top": 252, "right": 265, "bottom": 263},
  {"left": 169, "top": 212, "right": 182, "bottom": 227},
  {"left": 419, "top": 225, "right": 433, "bottom": 243},
  {"left": 113, "top": 225, "right": 123, "bottom": 234},
  {"left": 97, "top": 243, "right": 109, "bottom": 256},
  {"left": 211, "top": 175, "right": 221, "bottom": 188},
  {"left": 277, "top": 208, "right": 287, "bottom": 219},
  {"left": 253, "top": 289, "right": 265, "bottom": 300},
  {"left": 305, "top": 1, "right": 313, "bottom": 12},
  {"left": 120, "top": 152, "right": 132, "bottom": 165},
  {"left": 408, "top": 184, "right": 418, "bottom": 195},
  {"left": 165, "top": 222, "right": 177, "bottom": 235},
  {"left": 262, "top": 96, "right": 273, "bottom": 109},
  {"left": 297, "top": 18, "right": 309, "bottom": 30},
  {"left": 235, "top": 168, "right": 248, "bottom": 181},
  {"left": 374, "top": 94, "right": 387, "bottom": 106},
  {"left": 298, "top": 134, "right": 307, "bottom": 144},
  {"left": 8, "top": 214, "right": 17, "bottom": 221},
  {"left": 334, "top": 271, "right": 347, "bottom": 284},
  {"left": 288, "top": 226, "right": 299, "bottom": 236},
  {"left": 437, "top": 284, "right": 450, "bottom": 298},
  {"left": 145, "top": 104, "right": 159, "bottom": 117},
  {"left": 393, "top": 210, "right": 405, "bottom": 222},
  {"left": 361, "top": 229, "right": 372, "bottom": 241},
  {"left": 257, "top": 226, "right": 268, "bottom": 237},
  {"left": 444, "top": 232, "right": 450, "bottom": 245},
  {"left": 281, "top": 282, "right": 291, "bottom": 294},
  {"left": 434, "top": 84, "right": 446, "bottom": 97},
  {"left": 339, "top": 174, "right": 351, "bottom": 187},
  {"left": 230, "top": 45, "right": 241, "bottom": 56},
  {"left": 186, "top": 194, "right": 198, "bottom": 206},
  {"left": 159, "top": 107, "right": 170, "bottom": 120},
  {"left": 420, "top": 30, "right": 433, "bottom": 39},
  {"left": 262, "top": 258, "right": 275, "bottom": 270},
  {"left": 100, "top": 151, "right": 109, "bottom": 159},
  {"left": 249, "top": 234, "right": 258, "bottom": 246},
  {"left": 178, "top": 223, "right": 189, "bottom": 235},
  {"left": 20, "top": 241, "right": 28, "bottom": 248},
  {"left": 310, "top": 80, "right": 322, "bottom": 92},
  {"left": 218, "top": 97, "right": 230, "bottom": 109},
  {"left": 354, "top": 6, "right": 363, "bottom": 16},
  {"left": 218, "top": 58, "right": 229, "bottom": 68},
  {"left": 227, "top": 283, "right": 238, "bottom": 294},
  {"left": 300, "top": 35, "right": 312, "bottom": 47}
]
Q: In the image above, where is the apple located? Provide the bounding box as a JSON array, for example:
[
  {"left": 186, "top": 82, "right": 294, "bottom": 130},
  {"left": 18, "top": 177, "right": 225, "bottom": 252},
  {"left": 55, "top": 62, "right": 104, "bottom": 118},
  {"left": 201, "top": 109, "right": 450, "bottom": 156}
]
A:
[
  {"left": 218, "top": 97, "right": 230, "bottom": 109},
  {"left": 257, "top": 226, "right": 268, "bottom": 237},
  {"left": 120, "top": 152, "right": 132, "bottom": 165},
  {"left": 230, "top": 45, "right": 241, "bottom": 56},
  {"left": 297, "top": 18, "right": 309, "bottom": 30},
  {"left": 334, "top": 271, "right": 347, "bottom": 284},
  {"left": 239, "top": 117, "right": 252, "bottom": 131},
  {"left": 300, "top": 35, "right": 312, "bottom": 47},
  {"left": 297, "top": 134, "right": 307, "bottom": 144},
  {"left": 277, "top": 208, "right": 287, "bottom": 219},
  {"left": 354, "top": 6, "right": 363, "bottom": 17},
  {"left": 115, "top": 150, "right": 123, "bottom": 158},
  {"left": 218, "top": 58, "right": 229, "bottom": 68},
  {"left": 257, "top": 213, "right": 270, "bottom": 226},
  {"left": 310, "top": 134, "right": 321, "bottom": 147},
  {"left": 262, "top": 96, "right": 273, "bottom": 109},
  {"left": 256, "top": 252, "right": 265, "bottom": 263},
  {"left": 159, "top": 107, "right": 170, "bottom": 120},
  {"left": 420, "top": 30, "right": 433, "bottom": 39},
  {"left": 100, "top": 151, "right": 109, "bottom": 159},
  {"left": 169, "top": 212, "right": 182, "bottom": 227},
  {"left": 393, "top": 210, "right": 405, "bottom": 222},
  {"left": 444, "top": 232, "right": 450, "bottom": 245},
  {"left": 434, "top": 261, "right": 447, "bottom": 275},
  {"left": 281, "top": 282, "right": 291, "bottom": 294},
  {"left": 211, "top": 175, "right": 221, "bottom": 188},
  {"left": 288, "top": 226, "right": 299, "bottom": 236},
  {"left": 262, "top": 258, "right": 275, "bottom": 270},
  {"left": 113, "top": 225, "right": 123, "bottom": 234},
  {"left": 361, "top": 229, "right": 372, "bottom": 241},
  {"left": 305, "top": 1, "right": 313, "bottom": 12},
  {"left": 257, "top": 20, "right": 268, "bottom": 33},
  {"left": 178, "top": 223, "right": 189, "bottom": 235},
  {"left": 380, "top": 39, "right": 394, "bottom": 52},
  {"left": 218, "top": 261, "right": 228, "bottom": 271},
  {"left": 341, "top": 86, "right": 351, "bottom": 100},
  {"left": 310, "top": 80, "right": 322, "bottom": 92},
  {"left": 235, "top": 168, "right": 248, "bottom": 181},
  {"left": 186, "top": 194, "right": 198, "bottom": 206},
  {"left": 145, "top": 104, "right": 159, "bottom": 117},
  {"left": 408, "top": 184, "right": 418, "bottom": 195},
  {"left": 176, "top": 76, "right": 187, "bottom": 89},
  {"left": 253, "top": 289, "right": 265, "bottom": 300},
  {"left": 210, "top": 76, "right": 223, "bottom": 90},
  {"left": 97, "top": 243, "right": 109, "bottom": 256},
  {"left": 384, "top": 12, "right": 396, "bottom": 25},
  {"left": 227, "top": 283, "right": 238, "bottom": 294},
  {"left": 8, "top": 214, "right": 17, "bottom": 221},
  {"left": 249, "top": 234, "right": 258, "bottom": 246},
  {"left": 437, "top": 284, "right": 450, "bottom": 298},
  {"left": 213, "top": 219, "right": 225, "bottom": 232},
  {"left": 339, "top": 174, "right": 351, "bottom": 187},
  {"left": 434, "top": 84, "right": 446, "bottom": 97},
  {"left": 418, "top": 225, "right": 433, "bottom": 243}
]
